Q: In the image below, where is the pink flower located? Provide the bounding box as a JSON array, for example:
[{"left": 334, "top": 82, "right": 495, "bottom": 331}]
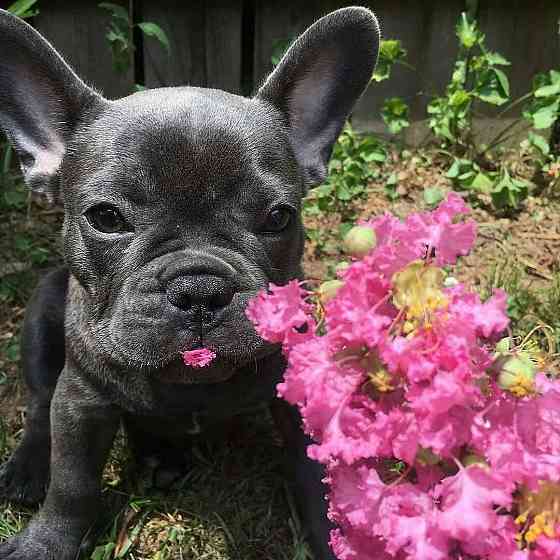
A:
[
  {"left": 534, "top": 527, "right": 560, "bottom": 559},
  {"left": 436, "top": 465, "right": 512, "bottom": 541},
  {"left": 245, "top": 280, "right": 315, "bottom": 350},
  {"left": 244, "top": 196, "right": 560, "bottom": 559},
  {"left": 181, "top": 348, "right": 216, "bottom": 368}
]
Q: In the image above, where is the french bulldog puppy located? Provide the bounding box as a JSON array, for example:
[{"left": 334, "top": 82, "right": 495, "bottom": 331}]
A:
[{"left": 0, "top": 6, "right": 379, "bottom": 559}]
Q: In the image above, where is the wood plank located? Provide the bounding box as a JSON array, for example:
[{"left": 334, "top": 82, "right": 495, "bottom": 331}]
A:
[
  {"left": 254, "top": 0, "right": 458, "bottom": 126},
  {"left": 352, "top": 0, "right": 464, "bottom": 130},
  {"left": 32, "top": 0, "right": 134, "bottom": 100},
  {"left": 205, "top": 0, "right": 242, "bottom": 92},
  {"left": 477, "top": 0, "right": 560, "bottom": 112},
  {"left": 142, "top": 0, "right": 242, "bottom": 93},
  {"left": 141, "top": 0, "right": 205, "bottom": 88},
  {"left": 253, "top": 0, "right": 352, "bottom": 93}
]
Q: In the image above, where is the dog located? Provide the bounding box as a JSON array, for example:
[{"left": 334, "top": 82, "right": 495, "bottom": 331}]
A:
[{"left": 0, "top": 6, "right": 379, "bottom": 559}]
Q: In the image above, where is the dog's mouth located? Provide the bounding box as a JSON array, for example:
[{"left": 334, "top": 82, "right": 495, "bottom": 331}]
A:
[
  {"left": 90, "top": 260, "right": 275, "bottom": 379},
  {"left": 96, "top": 303, "right": 277, "bottom": 382}
]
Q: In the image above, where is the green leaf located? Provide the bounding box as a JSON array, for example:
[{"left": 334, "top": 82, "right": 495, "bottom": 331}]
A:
[
  {"left": 456, "top": 12, "right": 480, "bottom": 49},
  {"left": 446, "top": 159, "right": 471, "bottom": 179},
  {"left": 7, "top": 0, "right": 39, "bottom": 18},
  {"left": 485, "top": 51, "right": 511, "bottom": 66},
  {"left": 493, "top": 68, "right": 510, "bottom": 98},
  {"left": 423, "top": 187, "right": 445, "bottom": 206},
  {"left": 475, "top": 69, "right": 509, "bottom": 106},
  {"left": 5, "top": 339, "right": 20, "bottom": 362},
  {"left": 491, "top": 169, "right": 530, "bottom": 209},
  {"left": 335, "top": 182, "right": 352, "bottom": 201},
  {"left": 381, "top": 97, "right": 410, "bottom": 135},
  {"left": 451, "top": 60, "right": 467, "bottom": 86},
  {"left": 106, "top": 28, "right": 128, "bottom": 45},
  {"left": 470, "top": 172, "right": 494, "bottom": 193},
  {"left": 338, "top": 221, "right": 354, "bottom": 239},
  {"left": 528, "top": 132, "right": 550, "bottom": 156},
  {"left": 446, "top": 160, "right": 461, "bottom": 179},
  {"left": 532, "top": 101, "right": 560, "bottom": 129},
  {"left": 98, "top": 2, "right": 130, "bottom": 22},
  {"left": 362, "top": 150, "right": 386, "bottom": 163},
  {"left": 137, "top": 22, "right": 170, "bottom": 53},
  {"left": 372, "top": 39, "right": 407, "bottom": 82},
  {"left": 535, "top": 83, "right": 560, "bottom": 98},
  {"left": 449, "top": 89, "right": 470, "bottom": 107},
  {"left": 91, "top": 543, "right": 116, "bottom": 560}
]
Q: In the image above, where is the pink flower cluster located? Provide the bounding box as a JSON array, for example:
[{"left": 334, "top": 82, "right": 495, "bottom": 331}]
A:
[{"left": 246, "top": 194, "right": 560, "bottom": 560}]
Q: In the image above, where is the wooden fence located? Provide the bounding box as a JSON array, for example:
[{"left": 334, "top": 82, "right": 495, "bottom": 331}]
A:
[{"left": 0, "top": 0, "right": 558, "bottom": 140}]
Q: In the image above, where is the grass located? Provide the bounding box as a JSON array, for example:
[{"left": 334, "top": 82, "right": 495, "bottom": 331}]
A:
[
  {"left": 481, "top": 259, "right": 560, "bottom": 361},
  {"left": 0, "top": 406, "right": 307, "bottom": 559},
  {"left": 86, "top": 412, "right": 309, "bottom": 560}
]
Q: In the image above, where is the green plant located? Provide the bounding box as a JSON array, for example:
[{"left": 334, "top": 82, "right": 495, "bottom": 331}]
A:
[
  {"left": 304, "top": 124, "right": 386, "bottom": 224},
  {"left": 481, "top": 259, "right": 539, "bottom": 326},
  {"left": 372, "top": 40, "right": 411, "bottom": 137},
  {"left": 381, "top": 97, "right": 410, "bottom": 135},
  {"left": 99, "top": 2, "right": 170, "bottom": 75},
  {"left": 423, "top": 187, "right": 445, "bottom": 207},
  {"left": 372, "top": 39, "right": 408, "bottom": 83},
  {"left": 524, "top": 70, "right": 560, "bottom": 130},
  {"left": 428, "top": 13, "right": 512, "bottom": 153},
  {"left": 427, "top": 13, "right": 560, "bottom": 211},
  {"left": 6, "top": 0, "right": 39, "bottom": 19}
]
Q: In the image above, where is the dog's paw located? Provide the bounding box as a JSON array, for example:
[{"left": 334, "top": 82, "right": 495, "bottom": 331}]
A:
[
  {"left": 0, "top": 444, "right": 49, "bottom": 505},
  {"left": 0, "top": 523, "right": 82, "bottom": 560}
]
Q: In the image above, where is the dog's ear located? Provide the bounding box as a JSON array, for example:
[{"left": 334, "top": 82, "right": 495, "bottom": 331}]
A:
[
  {"left": 256, "top": 7, "right": 380, "bottom": 188},
  {"left": 0, "top": 10, "right": 104, "bottom": 201}
]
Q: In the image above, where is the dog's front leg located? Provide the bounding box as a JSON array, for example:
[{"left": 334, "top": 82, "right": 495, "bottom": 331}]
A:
[
  {"left": 0, "top": 364, "right": 120, "bottom": 560},
  {"left": 271, "top": 399, "right": 337, "bottom": 560}
]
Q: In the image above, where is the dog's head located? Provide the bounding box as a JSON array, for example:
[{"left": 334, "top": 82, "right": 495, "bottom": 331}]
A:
[{"left": 0, "top": 8, "right": 379, "bottom": 380}]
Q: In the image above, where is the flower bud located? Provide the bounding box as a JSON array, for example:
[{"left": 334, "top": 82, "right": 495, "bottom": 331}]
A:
[
  {"left": 318, "top": 279, "right": 344, "bottom": 303},
  {"left": 443, "top": 276, "right": 459, "bottom": 288},
  {"left": 496, "top": 352, "right": 536, "bottom": 396},
  {"left": 494, "top": 337, "right": 511, "bottom": 355},
  {"left": 335, "top": 261, "right": 350, "bottom": 275},
  {"left": 343, "top": 226, "right": 377, "bottom": 258}
]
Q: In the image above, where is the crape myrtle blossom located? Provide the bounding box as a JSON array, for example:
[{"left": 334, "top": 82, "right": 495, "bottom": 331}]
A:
[
  {"left": 246, "top": 193, "right": 560, "bottom": 559},
  {"left": 181, "top": 347, "right": 216, "bottom": 367}
]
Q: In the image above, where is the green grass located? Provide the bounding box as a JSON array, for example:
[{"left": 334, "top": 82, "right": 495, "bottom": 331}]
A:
[
  {"left": 481, "top": 259, "right": 560, "bottom": 355},
  {"left": 0, "top": 414, "right": 307, "bottom": 559}
]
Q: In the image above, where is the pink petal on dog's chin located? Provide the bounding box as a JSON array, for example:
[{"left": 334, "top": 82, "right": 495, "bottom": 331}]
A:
[{"left": 181, "top": 348, "right": 216, "bottom": 368}]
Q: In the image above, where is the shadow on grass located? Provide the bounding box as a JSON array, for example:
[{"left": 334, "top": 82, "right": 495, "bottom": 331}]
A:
[{"left": 1, "top": 411, "right": 312, "bottom": 559}]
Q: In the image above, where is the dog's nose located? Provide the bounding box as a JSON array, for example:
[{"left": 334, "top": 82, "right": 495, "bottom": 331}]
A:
[{"left": 166, "top": 275, "right": 235, "bottom": 321}]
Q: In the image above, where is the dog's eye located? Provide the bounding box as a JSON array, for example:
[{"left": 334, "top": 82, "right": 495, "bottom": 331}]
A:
[
  {"left": 261, "top": 206, "right": 294, "bottom": 234},
  {"left": 85, "top": 205, "right": 131, "bottom": 234}
]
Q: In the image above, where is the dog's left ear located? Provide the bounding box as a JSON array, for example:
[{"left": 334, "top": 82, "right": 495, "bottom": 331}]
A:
[{"left": 256, "top": 7, "right": 380, "bottom": 188}]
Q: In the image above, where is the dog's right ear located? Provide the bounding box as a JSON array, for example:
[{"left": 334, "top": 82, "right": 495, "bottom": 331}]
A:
[{"left": 0, "top": 10, "right": 105, "bottom": 201}]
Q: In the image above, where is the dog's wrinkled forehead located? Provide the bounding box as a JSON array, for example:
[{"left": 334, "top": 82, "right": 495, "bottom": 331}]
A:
[{"left": 68, "top": 87, "right": 300, "bottom": 202}]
